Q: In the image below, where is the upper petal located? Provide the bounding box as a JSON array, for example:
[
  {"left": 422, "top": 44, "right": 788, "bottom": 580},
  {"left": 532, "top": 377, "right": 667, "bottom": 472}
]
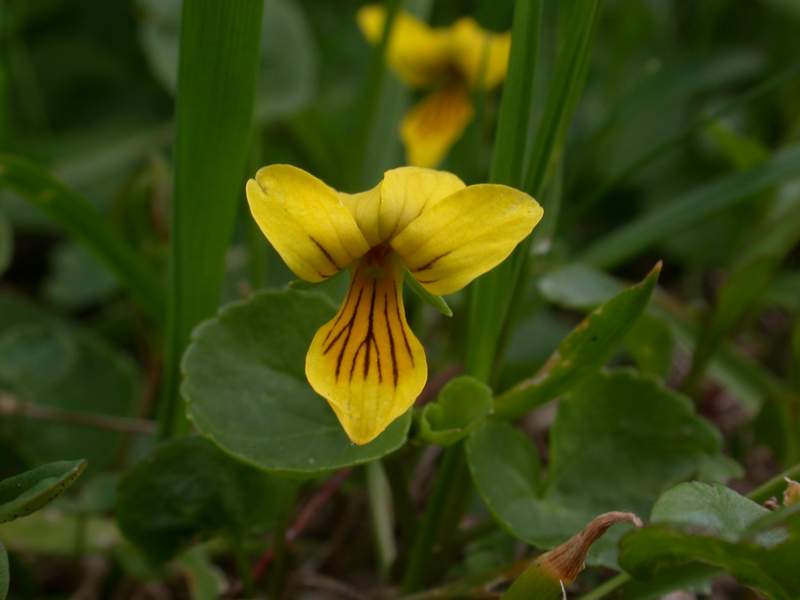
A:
[
  {"left": 339, "top": 184, "right": 383, "bottom": 248},
  {"left": 391, "top": 184, "right": 543, "bottom": 295},
  {"left": 246, "top": 165, "right": 369, "bottom": 282},
  {"left": 340, "top": 166, "right": 465, "bottom": 247},
  {"left": 450, "top": 17, "right": 511, "bottom": 90},
  {"left": 357, "top": 5, "right": 451, "bottom": 89},
  {"left": 400, "top": 86, "right": 474, "bottom": 168},
  {"left": 305, "top": 252, "right": 427, "bottom": 445},
  {"left": 380, "top": 166, "right": 465, "bottom": 239}
]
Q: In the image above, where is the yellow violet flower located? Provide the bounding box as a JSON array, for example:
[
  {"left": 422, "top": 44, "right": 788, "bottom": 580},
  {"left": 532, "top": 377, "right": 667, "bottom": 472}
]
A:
[
  {"left": 246, "top": 165, "right": 542, "bottom": 445},
  {"left": 358, "top": 6, "right": 511, "bottom": 168}
]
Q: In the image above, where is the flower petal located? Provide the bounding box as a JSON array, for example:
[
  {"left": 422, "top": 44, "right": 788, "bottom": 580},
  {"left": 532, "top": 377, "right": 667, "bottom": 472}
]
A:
[
  {"left": 391, "top": 184, "right": 543, "bottom": 295},
  {"left": 306, "top": 253, "right": 427, "bottom": 445},
  {"left": 357, "top": 5, "right": 451, "bottom": 89},
  {"left": 246, "top": 165, "right": 369, "bottom": 282},
  {"left": 451, "top": 17, "right": 511, "bottom": 90},
  {"left": 400, "top": 86, "right": 474, "bottom": 168},
  {"left": 341, "top": 167, "right": 465, "bottom": 246},
  {"left": 339, "top": 184, "right": 384, "bottom": 248}
]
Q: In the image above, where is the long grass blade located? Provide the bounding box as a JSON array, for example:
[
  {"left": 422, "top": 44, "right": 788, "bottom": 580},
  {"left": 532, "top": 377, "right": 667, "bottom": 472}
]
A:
[
  {"left": 465, "top": 0, "right": 599, "bottom": 379},
  {"left": 160, "top": 0, "right": 264, "bottom": 437}
]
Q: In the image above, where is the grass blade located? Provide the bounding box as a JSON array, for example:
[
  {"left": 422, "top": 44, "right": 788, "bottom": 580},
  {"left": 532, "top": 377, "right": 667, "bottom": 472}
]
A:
[
  {"left": 489, "top": 0, "right": 542, "bottom": 189},
  {"left": 160, "top": 0, "right": 264, "bottom": 437},
  {"left": 466, "top": 0, "right": 599, "bottom": 379},
  {"left": 0, "top": 155, "right": 164, "bottom": 321},
  {"left": 580, "top": 144, "right": 800, "bottom": 270}
]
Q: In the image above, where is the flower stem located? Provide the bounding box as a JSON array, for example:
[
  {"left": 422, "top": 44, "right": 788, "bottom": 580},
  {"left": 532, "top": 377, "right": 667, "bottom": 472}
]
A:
[
  {"left": 402, "top": 444, "right": 468, "bottom": 592},
  {"left": 575, "top": 574, "right": 630, "bottom": 600}
]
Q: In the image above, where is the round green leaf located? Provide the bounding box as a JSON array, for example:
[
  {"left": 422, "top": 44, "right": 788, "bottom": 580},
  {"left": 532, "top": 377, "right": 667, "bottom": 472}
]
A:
[
  {"left": 137, "top": 0, "right": 316, "bottom": 121},
  {"left": 183, "top": 289, "right": 412, "bottom": 475},
  {"left": 117, "top": 436, "right": 294, "bottom": 562},
  {"left": 620, "top": 490, "right": 800, "bottom": 600},
  {"left": 0, "top": 459, "right": 87, "bottom": 523},
  {"left": 419, "top": 376, "right": 492, "bottom": 446},
  {"left": 469, "top": 370, "right": 724, "bottom": 566},
  {"left": 650, "top": 482, "right": 771, "bottom": 541}
]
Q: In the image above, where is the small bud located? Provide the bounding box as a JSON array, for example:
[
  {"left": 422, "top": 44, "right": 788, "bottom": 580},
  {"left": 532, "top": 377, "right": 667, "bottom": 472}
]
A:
[
  {"left": 537, "top": 511, "right": 643, "bottom": 584},
  {"left": 502, "top": 512, "right": 642, "bottom": 600}
]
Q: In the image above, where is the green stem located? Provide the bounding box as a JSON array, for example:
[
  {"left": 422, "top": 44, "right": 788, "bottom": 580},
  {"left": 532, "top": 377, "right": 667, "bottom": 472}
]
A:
[
  {"left": 367, "top": 460, "right": 397, "bottom": 578},
  {"left": 267, "top": 484, "right": 298, "bottom": 599},
  {"left": 402, "top": 444, "right": 466, "bottom": 592},
  {"left": 576, "top": 574, "right": 630, "bottom": 600},
  {"left": 748, "top": 463, "right": 800, "bottom": 504},
  {"left": 233, "top": 539, "right": 254, "bottom": 597}
]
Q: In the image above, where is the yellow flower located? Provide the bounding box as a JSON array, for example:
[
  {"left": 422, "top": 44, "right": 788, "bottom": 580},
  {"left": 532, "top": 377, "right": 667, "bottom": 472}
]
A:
[
  {"left": 246, "top": 165, "right": 542, "bottom": 445},
  {"left": 358, "top": 6, "right": 511, "bottom": 168}
]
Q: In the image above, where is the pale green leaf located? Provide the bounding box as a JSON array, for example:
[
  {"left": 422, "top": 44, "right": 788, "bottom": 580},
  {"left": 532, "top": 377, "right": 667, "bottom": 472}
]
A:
[{"left": 183, "top": 289, "right": 412, "bottom": 475}]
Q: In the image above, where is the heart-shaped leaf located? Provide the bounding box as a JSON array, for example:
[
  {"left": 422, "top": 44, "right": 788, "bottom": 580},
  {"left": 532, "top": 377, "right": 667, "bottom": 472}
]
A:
[
  {"left": 620, "top": 483, "right": 800, "bottom": 599},
  {"left": 419, "top": 376, "right": 492, "bottom": 446},
  {"left": 0, "top": 459, "right": 87, "bottom": 523},
  {"left": 183, "top": 289, "right": 412, "bottom": 475},
  {"left": 468, "top": 370, "right": 723, "bottom": 566}
]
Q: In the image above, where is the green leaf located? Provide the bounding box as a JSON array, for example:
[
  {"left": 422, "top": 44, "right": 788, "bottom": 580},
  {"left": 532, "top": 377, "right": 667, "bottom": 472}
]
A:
[
  {"left": 649, "top": 482, "right": 771, "bottom": 540},
  {"left": 183, "top": 289, "right": 412, "bottom": 475},
  {"left": 469, "top": 371, "right": 722, "bottom": 566},
  {"left": 0, "top": 212, "right": 11, "bottom": 277},
  {"left": 0, "top": 295, "right": 140, "bottom": 471},
  {"left": 0, "top": 155, "right": 164, "bottom": 321},
  {"left": 0, "top": 460, "right": 87, "bottom": 523},
  {"left": 404, "top": 270, "right": 452, "bottom": 318},
  {"left": 624, "top": 314, "right": 674, "bottom": 378},
  {"left": 538, "top": 262, "right": 624, "bottom": 311},
  {"left": 419, "top": 376, "right": 492, "bottom": 446},
  {"left": 137, "top": 0, "right": 316, "bottom": 121},
  {"left": 620, "top": 485, "right": 800, "bottom": 599},
  {"left": 117, "top": 436, "right": 294, "bottom": 562},
  {"left": 161, "top": 0, "right": 264, "bottom": 437},
  {"left": 0, "top": 541, "right": 7, "bottom": 600},
  {"left": 580, "top": 144, "right": 800, "bottom": 269},
  {"left": 495, "top": 263, "right": 660, "bottom": 419},
  {"left": 44, "top": 242, "right": 119, "bottom": 310},
  {"left": 178, "top": 547, "right": 226, "bottom": 600}
]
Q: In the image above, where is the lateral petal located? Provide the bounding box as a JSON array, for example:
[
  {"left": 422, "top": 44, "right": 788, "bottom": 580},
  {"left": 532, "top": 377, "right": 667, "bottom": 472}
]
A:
[
  {"left": 357, "top": 4, "right": 451, "bottom": 89},
  {"left": 306, "top": 253, "right": 427, "bottom": 445},
  {"left": 391, "top": 184, "right": 543, "bottom": 295},
  {"left": 400, "top": 86, "right": 474, "bottom": 168},
  {"left": 246, "top": 165, "right": 369, "bottom": 282},
  {"left": 450, "top": 17, "right": 511, "bottom": 90}
]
